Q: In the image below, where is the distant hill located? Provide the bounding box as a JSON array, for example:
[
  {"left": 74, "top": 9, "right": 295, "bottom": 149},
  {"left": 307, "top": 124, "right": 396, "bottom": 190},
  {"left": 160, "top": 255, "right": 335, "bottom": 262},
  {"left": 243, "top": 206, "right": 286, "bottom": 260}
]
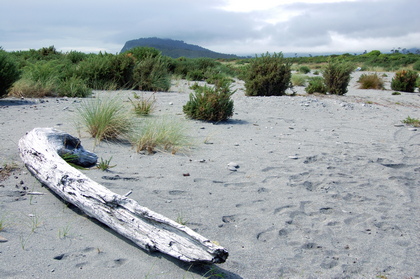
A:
[{"left": 120, "top": 37, "right": 240, "bottom": 59}]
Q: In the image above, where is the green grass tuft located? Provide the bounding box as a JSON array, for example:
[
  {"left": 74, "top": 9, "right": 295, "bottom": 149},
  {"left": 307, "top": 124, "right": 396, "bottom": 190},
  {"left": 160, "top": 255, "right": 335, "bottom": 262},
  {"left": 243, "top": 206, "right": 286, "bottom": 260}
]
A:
[
  {"left": 130, "top": 117, "right": 191, "bottom": 154},
  {"left": 402, "top": 116, "right": 420, "bottom": 127},
  {"left": 129, "top": 93, "right": 156, "bottom": 116}
]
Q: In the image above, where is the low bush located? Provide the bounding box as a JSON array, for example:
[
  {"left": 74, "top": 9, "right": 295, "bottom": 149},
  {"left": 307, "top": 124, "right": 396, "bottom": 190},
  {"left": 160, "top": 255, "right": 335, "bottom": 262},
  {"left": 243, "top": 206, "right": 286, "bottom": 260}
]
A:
[
  {"left": 323, "top": 60, "right": 354, "bottom": 95},
  {"left": 305, "top": 77, "right": 327, "bottom": 94},
  {"left": 77, "top": 97, "right": 133, "bottom": 143},
  {"left": 245, "top": 52, "right": 292, "bottom": 96},
  {"left": 183, "top": 80, "right": 234, "bottom": 122},
  {"left": 391, "top": 69, "right": 418, "bottom": 92},
  {"left": 123, "top": 47, "right": 161, "bottom": 61},
  {"left": 358, "top": 73, "right": 385, "bottom": 89},
  {"left": 0, "top": 50, "right": 21, "bottom": 97},
  {"left": 299, "top": 66, "right": 311, "bottom": 74},
  {"left": 76, "top": 54, "right": 117, "bottom": 90}
]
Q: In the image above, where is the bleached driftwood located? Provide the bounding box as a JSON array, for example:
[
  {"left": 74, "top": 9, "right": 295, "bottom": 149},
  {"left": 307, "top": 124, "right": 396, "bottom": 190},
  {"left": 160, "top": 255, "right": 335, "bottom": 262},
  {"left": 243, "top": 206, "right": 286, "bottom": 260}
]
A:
[{"left": 18, "top": 128, "right": 228, "bottom": 263}]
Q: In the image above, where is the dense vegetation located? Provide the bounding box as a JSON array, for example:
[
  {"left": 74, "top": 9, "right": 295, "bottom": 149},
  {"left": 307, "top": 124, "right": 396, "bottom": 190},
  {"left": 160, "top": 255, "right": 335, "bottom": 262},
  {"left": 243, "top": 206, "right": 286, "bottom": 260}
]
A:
[
  {"left": 0, "top": 46, "right": 419, "bottom": 99},
  {"left": 1, "top": 46, "right": 238, "bottom": 98}
]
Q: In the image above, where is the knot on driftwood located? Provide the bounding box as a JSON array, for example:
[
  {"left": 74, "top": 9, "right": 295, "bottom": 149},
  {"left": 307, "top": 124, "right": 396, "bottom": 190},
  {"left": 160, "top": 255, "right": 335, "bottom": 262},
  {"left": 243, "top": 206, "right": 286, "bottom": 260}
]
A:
[{"left": 51, "top": 131, "right": 98, "bottom": 167}]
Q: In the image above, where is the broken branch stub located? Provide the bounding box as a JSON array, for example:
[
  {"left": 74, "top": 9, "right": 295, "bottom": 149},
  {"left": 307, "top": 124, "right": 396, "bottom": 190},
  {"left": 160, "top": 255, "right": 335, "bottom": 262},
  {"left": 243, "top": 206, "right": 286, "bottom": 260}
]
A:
[{"left": 18, "top": 128, "right": 228, "bottom": 264}]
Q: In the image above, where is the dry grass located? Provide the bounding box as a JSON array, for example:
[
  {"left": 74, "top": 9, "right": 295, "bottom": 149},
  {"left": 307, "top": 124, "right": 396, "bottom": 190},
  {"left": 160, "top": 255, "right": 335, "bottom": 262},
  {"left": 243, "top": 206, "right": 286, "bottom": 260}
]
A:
[
  {"left": 0, "top": 162, "right": 19, "bottom": 182},
  {"left": 358, "top": 73, "right": 385, "bottom": 89},
  {"left": 8, "top": 78, "right": 55, "bottom": 98}
]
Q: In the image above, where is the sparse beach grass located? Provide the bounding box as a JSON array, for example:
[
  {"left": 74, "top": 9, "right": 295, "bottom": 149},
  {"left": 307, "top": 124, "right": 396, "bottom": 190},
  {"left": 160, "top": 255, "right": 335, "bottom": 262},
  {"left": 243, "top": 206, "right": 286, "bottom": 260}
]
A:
[{"left": 130, "top": 116, "right": 192, "bottom": 154}]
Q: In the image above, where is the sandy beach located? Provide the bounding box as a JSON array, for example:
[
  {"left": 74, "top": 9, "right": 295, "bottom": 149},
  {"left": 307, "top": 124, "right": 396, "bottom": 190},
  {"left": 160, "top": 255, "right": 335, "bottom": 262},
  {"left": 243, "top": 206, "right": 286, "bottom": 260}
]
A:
[{"left": 1, "top": 71, "right": 419, "bottom": 279}]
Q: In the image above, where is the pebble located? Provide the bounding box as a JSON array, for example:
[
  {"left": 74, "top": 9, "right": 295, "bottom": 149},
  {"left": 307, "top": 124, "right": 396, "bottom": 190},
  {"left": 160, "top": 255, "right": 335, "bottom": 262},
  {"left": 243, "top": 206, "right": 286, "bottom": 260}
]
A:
[
  {"left": 0, "top": 235, "right": 8, "bottom": 242},
  {"left": 408, "top": 128, "right": 417, "bottom": 131},
  {"left": 227, "top": 162, "right": 239, "bottom": 171},
  {"left": 288, "top": 155, "right": 299, "bottom": 160},
  {"left": 394, "top": 124, "right": 404, "bottom": 127}
]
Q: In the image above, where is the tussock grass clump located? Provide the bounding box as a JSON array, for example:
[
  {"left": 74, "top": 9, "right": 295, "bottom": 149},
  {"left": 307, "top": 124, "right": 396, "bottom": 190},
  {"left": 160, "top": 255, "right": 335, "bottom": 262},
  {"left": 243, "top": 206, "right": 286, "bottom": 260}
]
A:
[
  {"left": 130, "top": 117, "right": 191, "bottom": 154},
  {"left": 358, "top": 73, "right": 385, "bottom": 89},
  {"left": 77, "top": 97, "right": 133, "bottom": 143},
  {"left": 9, "top": 78, "right": 55, "bottom": 98},
  {"left": 291, "top": 74, "right": 307, "bottom": 86},
  {"left": 129, "top": 93, "right": 156, "bottom": 116}
]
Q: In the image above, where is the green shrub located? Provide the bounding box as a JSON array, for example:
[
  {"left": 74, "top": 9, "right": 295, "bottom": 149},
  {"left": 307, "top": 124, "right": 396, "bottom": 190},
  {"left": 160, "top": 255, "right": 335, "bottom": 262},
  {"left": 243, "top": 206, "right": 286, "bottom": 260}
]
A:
[
  {"left": 299, "top": 66, "right": 311, "bottom": 74},
  {"left": 291, "top": 74, "right": 306, "bottom": 86},
  {"left": 413, "top": 61, "right": 420, "bottom": 71},
  {"left": 305, "top": 77, "right": 327, "bottom": 94},
  {"left": 132, "top": 55, "right": 171, "bottom": 91},
  {"left": 391, "top": 69, "right": 418, "bottom": 92},
  {"left": 183, "top": 80, "right": 234, "bottom": 122},
  {"left": 323, "top": 60, "right": 354, "bottom": 95},
  {"left": 108, "top": 54, "right": 136, "bottom": 89},
  {"left": 57, "top": 75, "right": 92, "bottom": 97},
  {"left": 186, "top": 69, "right": 205, "bottom": 81},
  {"left": 76, "top": 54, "right": 116, "bottom": 90},
  {"left": 123, "top": 47, "right": 161, "bottom": 61},
  {"left": 66, "top": 51, "right": 88, "bottom": 64},
  {"left": 77, "top": 97, "right": 133, "bottom": 143},
  {"left": 0, "top": 50, "right": 21, "bottom": 97},
  {"left": 244, "top": 52, "right": 292, "bottom": 96},
  {"left": 358, "top": 73, "right": 385, "bottom": 89}
]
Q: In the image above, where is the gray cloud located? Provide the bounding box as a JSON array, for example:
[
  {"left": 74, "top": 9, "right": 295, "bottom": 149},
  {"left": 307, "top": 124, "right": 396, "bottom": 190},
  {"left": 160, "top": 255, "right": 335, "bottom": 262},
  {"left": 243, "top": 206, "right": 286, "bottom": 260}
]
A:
[{"left": 1, "top": 0, "right": 419, "bottom": 55}]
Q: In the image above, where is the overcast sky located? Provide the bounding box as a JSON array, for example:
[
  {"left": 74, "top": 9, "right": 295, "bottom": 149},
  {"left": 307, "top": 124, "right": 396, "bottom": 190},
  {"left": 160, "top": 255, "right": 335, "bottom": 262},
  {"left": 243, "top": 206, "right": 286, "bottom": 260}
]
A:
[{"left": 1, "top": 0, "right": 419, "bottom": 55}]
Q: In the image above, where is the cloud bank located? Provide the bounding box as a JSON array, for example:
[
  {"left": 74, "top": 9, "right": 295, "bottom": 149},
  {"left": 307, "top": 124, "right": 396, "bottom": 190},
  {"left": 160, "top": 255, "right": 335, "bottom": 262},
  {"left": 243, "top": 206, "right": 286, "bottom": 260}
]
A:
[{"left": 1, "top": 0, "right": 419, "bottom": 55}]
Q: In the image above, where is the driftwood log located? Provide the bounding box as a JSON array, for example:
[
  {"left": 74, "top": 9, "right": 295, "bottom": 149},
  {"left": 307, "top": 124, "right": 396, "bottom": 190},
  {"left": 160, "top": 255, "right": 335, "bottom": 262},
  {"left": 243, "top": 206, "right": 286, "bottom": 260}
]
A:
[{"left": 18, "top": 128, "right": 228, "bottom": 264}]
